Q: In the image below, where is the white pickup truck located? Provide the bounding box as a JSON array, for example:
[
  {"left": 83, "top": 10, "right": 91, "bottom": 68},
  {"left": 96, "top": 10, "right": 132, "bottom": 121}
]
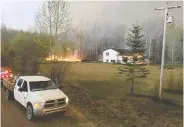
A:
[{"left": 2, "top": 75, "right": 69, "bottom": 120}]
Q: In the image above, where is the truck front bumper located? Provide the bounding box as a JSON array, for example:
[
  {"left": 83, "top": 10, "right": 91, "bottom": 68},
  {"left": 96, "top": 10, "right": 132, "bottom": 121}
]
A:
[{"left": 33, "top": 104, "right": 68, "bottom": 116}]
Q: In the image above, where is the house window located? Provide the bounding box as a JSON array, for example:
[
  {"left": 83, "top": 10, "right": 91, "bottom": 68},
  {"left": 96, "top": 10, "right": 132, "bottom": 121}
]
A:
[
  {"left": 106, "top": 60, "right": 109, "bottom": 62},
  {"left": 106, "top": 52, "right": 109, "bottom": 56},
  {"left": 111, "top": 60, "right": 115, "bottom": 63}
]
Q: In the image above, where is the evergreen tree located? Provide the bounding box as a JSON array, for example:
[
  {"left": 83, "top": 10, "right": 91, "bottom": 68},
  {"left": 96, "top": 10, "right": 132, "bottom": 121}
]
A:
[
  {"left": 119, "top": 63, "right": 150, "bottom": 95},
  {"left": 126, "top": 24, "right": 145, "bottom": 53}
]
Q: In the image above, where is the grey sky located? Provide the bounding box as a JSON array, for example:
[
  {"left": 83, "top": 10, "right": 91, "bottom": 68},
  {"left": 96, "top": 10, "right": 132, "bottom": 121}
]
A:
[{"left": 1, "top": 1, "right": 183, "bottom": 31}]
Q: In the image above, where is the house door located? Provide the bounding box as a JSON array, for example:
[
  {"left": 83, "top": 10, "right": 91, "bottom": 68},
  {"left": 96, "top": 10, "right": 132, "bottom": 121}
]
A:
[{"left": 111, "top": 60, "right": 115, "bottom": 63}]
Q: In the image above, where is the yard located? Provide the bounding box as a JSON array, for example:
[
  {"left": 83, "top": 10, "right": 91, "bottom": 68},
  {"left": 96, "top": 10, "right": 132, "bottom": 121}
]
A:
[
  {"left": 61, "top": 63, "right": 183, "bottom": 103},
  {"left": 40, "top": 62, "right": 183, "bottom": 127}
]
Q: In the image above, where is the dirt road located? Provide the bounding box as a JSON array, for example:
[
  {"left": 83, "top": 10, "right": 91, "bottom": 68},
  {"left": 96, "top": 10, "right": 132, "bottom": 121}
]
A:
[
  {"left": 1, "top": 88, "right": 40, "bottom": 127},
  {"left": 1, "top": 89, "right": 86, "bottom": 127}
]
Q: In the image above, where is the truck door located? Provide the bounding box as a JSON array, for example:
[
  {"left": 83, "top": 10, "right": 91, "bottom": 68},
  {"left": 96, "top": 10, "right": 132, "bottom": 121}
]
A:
[
  {"left": 20, "top": 80, "right": 28, "bottom": 107},
  {"left": 14, "top": 78, "right": 24, "bottom": 104}
]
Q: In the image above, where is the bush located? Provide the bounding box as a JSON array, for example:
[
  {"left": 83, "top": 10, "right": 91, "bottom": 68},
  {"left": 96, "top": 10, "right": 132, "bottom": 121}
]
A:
[
  {"left": 1, "top": 31, "right": 48, "bottom": 75},
  {"left": 50, "top": 61, "right": 70, "bottom": 87}
]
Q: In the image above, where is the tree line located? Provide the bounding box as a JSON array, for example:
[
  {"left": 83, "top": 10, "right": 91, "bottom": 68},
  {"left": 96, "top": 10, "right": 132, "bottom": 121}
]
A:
[{"left": 1, "top": 0, "right": 183, "bottom": 74}]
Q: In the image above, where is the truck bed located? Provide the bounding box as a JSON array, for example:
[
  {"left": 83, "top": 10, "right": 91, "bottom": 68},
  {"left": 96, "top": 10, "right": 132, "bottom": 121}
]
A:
[{"left": 2, "top": 78, "right": 15, "bottom": 91}]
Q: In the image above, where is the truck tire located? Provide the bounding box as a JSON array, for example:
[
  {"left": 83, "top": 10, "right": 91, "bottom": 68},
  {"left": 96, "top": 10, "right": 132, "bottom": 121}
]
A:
[{"left": 26, "top": 104, "right": 34, "bottom": 120}]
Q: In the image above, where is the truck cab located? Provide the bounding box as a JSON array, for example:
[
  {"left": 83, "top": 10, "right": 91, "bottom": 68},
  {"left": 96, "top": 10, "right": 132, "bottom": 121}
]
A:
[{"left": 14, "top": 76, "right": 69, "bottom": 120}]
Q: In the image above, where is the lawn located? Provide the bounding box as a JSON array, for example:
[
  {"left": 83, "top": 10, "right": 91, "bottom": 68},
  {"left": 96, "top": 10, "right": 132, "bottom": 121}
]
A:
[
  {"left": 40, "top": 62, "right": 183, "bottom": 127},
  {"left": 40, "top": 62, "right": 183, "bottom": 105}
]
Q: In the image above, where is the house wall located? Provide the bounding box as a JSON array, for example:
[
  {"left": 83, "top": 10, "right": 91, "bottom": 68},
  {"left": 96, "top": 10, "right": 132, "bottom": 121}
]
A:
[
  {"left": 103, "top": 49, "right": 137, "bottom": 64},
  {"left": 103, "top": 49, "right": 119, "bottom": 63}
]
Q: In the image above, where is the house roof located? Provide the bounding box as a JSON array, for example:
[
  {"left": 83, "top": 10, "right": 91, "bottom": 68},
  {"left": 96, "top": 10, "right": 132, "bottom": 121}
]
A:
[
  {"left": 103, "top": 48, "right": 129, "bottom": 54},
  {"left": 112, "top": 48, "right": 129, "bottom": 54},
  {"left": 103, "top": 48, "right": 144, "bottom": 57}
]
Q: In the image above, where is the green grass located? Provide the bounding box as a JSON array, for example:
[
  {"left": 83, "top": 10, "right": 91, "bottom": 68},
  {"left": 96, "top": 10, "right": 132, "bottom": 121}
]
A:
[
  {"left": 40, "top": 62, "right": 183, "bottom": 105},
  {"left": 40, "top": 62, "right": 183, "bottom": 127}
]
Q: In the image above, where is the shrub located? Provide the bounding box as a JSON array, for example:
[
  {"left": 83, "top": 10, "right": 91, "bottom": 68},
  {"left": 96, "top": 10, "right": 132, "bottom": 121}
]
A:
[{"left": 50, "top": 61, "right": 70, "bottom": 87}]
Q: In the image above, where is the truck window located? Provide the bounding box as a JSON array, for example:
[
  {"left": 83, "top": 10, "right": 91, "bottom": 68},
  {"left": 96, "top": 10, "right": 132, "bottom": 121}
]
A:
[
  {"left": 30, "top": 80, "right": 57, "bottom": 92},
  {"left": 17, "top": 79, "right": 23, "bottom": 87},
  {"left": 22, "top": 81, "right": 28, "bottom": 92}
]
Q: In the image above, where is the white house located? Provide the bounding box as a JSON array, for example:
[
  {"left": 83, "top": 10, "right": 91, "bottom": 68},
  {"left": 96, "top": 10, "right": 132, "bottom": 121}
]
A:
[
  {"left": 102, "top": 48, "right": 144, "bottom": 64},
  {"left": 103, "top": 48, "right": 128, "bottom": 64}
]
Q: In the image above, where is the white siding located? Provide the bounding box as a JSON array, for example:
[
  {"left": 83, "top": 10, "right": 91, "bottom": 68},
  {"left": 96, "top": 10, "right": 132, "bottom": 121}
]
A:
[
  {"left": 103, "top": 49, "right": 127, "bottom": 64},
  {"left": 103, "top": 49, "right": 119, "bottom": 63}
]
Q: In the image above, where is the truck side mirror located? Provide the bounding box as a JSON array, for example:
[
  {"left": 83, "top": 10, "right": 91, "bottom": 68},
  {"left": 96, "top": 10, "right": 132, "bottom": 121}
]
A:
[{"left": 18, "top": 88, "right": 23, "bottom": 92}]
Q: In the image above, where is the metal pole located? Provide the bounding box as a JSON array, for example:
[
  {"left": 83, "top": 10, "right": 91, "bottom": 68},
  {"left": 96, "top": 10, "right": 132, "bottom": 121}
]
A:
[{"left": 159, "top": 3, "right": 168, "bottom": 100}]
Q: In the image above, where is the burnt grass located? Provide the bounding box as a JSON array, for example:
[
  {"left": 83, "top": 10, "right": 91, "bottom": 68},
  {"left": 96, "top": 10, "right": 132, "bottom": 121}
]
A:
[{"left": 61, "top": 84, "right": 183, "bottom": 127}]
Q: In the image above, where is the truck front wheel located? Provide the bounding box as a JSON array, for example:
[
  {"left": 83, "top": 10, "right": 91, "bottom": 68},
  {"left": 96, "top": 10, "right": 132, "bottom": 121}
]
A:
[{"left": 26, "top": 104, "right": 34, "bottom": 120}]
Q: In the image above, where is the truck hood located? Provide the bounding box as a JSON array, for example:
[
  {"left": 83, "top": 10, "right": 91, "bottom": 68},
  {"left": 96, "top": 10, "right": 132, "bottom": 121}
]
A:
[{"left": 31, "top": 89, "right": 67, "bottom": 102}]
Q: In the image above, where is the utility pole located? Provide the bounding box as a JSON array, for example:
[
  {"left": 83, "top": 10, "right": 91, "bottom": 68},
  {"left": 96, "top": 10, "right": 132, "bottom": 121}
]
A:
[
  {"left": 154, "top": 3, "right": 181, "bottom": 100},
  {"left": 148, "top": 37, "right": 152, "bottom": 62},
  {"left": 145, "top": 37, "right": 148, "bottom": 58}
]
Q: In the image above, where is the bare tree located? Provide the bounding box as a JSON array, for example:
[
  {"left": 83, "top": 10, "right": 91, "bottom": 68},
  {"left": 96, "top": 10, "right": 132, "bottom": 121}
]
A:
[
  {"left": 35, "top": 0, "right": 72, "bottom": 58},
  {"left": 167, "top": 24, "right": 183, "bottom": 65},
  {"left": 86, "top": 21, "right": 101, "bottom": 57},
  {"left": 35, "top": 0, "right": 72, "bottom": 83}
]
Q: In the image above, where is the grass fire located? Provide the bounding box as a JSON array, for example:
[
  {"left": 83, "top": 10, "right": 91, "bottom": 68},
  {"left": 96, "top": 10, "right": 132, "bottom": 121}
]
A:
[{"left": 45, "top": 55, "right": 81, "bottom": 62}]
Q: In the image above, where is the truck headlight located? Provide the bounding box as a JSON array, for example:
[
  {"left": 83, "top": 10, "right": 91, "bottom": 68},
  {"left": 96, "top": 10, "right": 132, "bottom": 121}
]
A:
[
  {"left": 65, "top": 97, "right": 69, "bottom": 103},
  {"left": 33, "top": 102, "right": 44, "bottom": 109}
]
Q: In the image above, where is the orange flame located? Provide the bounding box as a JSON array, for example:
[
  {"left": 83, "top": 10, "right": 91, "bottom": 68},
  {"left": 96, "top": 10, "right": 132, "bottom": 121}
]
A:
[{"left": 46, "top": 55, "right": 81, "bottom": 62}]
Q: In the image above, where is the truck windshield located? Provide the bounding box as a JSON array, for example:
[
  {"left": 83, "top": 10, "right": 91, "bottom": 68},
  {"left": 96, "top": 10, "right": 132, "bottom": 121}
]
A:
[{"left": 29, "top": 80, "right": 57, "bottom": 92}]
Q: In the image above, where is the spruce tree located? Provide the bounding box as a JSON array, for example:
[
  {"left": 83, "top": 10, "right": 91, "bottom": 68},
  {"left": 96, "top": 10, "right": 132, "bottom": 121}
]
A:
[
  {"left": 119, "top": 63, "right": 150, "bottom": 95},
  {"left": 126, "top": 24, "right": 145, "bottom": 53}
]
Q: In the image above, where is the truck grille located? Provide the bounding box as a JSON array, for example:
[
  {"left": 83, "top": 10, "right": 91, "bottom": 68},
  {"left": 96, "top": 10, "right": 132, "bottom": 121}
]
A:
[{"left": 44, "top": 98, "right": 66, "bottom": 108}]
